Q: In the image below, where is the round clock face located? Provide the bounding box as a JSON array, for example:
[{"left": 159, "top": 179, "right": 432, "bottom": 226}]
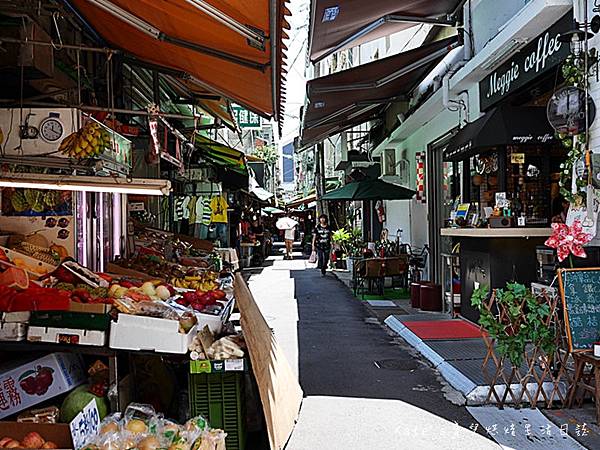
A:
[{"left": 40, "top": 117, "right": 64, "bottom": 143}]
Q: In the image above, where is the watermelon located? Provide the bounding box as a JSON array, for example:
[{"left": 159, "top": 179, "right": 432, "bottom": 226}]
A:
[
  {"left": 60, "top": 385, "right": 109, "bottom": 423},
  {"left": 0, "top": 267, "right": 29, "bottom": 290}
]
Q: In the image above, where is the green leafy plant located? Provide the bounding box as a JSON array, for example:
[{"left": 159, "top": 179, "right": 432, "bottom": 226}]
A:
[
  {"left": 332, "top": 228, "right": 351, "bottom": 255},
  {"left": 471, "top": 283, "right": 556, "bottom": 366},
  {"left": 557, "top": 50, "right": 597, "bottom": 205},
  {"left": 347, "top": 228, "right": 365, "bottom": 257}
]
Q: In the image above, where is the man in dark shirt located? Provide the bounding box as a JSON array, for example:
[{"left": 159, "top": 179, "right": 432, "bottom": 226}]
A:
[{"left": 312, "top": 214, "right": 332, "bottom": 276}]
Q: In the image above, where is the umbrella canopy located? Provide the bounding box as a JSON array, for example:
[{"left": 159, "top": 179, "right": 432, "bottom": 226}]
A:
[
  {"left": 276, "top": 217, "right": 298, "bottom": 230},
  {"left": 322, "top": 179, "right": 416, "bottom": 201}
]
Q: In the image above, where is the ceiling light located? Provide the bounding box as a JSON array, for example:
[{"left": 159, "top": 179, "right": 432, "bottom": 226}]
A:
[{"left": 0, "top": 173, "right": 171, "bottom": 196}]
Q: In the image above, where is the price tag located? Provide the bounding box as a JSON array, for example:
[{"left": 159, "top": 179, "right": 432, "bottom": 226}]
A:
[
  {"left": 69, "top": 399, "right": 100, "bottom": 449},
  {"left": 225, "top": 359, "right": 245, "bottom": 371}
]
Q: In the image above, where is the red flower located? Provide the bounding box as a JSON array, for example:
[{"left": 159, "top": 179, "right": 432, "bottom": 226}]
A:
[{"left": 545, "top": 220, "right": 592, "bottom": 262}]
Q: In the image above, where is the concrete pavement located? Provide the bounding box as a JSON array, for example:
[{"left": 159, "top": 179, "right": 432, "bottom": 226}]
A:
[{"left": 245, "top": 256, "right": 499, "bottom": 449}]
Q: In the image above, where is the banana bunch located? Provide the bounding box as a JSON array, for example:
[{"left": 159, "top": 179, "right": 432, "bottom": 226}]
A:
[
  {"left": 59, "top": 121, "right": 111, "bottom": 159},
  {"left": 170, "top": 276, "right": 218, "bottom": 291}
]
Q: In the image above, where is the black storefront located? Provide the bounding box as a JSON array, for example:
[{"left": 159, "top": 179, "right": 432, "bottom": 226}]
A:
[{"left": 441, "top": 12, "right": 576, "bottom": 322}]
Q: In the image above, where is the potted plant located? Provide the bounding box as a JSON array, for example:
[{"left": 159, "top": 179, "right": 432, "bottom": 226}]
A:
[
  {"left": 346, "top": 228, "right": 365, "bottom": 273},
  {"left": 471, "top": 283, "right": 556, "bottom": 367},
  {"left": 332, "top": 228, "right": 351, "bottom": 270}
]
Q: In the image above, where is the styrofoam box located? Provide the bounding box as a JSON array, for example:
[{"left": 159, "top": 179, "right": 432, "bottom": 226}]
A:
[
  {"left": 27, "top": 326, "right": 106, "bottom": 346},
  {"left": 109, "top": 314, "right": 197, "bottom": 354},
  {"left": 0, "top": 322, "right": 27, "bottom": 341},
  {"left": 195, "top": 298, "right": 235, "bottom": 334},
  {"left": 1, "top": 311, "right": 31, "bottom": 323},
  {"left": 0, "top": 352, "right": 85, "bottom": 419}
]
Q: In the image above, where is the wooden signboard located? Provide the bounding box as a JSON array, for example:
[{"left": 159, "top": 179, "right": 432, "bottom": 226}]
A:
[
  {"left": 557, "top": 268, "right": 600, "bottom": 352},
  {"left": 234, "top": 274, "right": 303, "bottom": 450}
]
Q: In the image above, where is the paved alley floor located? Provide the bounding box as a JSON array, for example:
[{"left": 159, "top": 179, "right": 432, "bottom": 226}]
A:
[{"left": 245, "top": 256, "right": 499, "bottom": 449}]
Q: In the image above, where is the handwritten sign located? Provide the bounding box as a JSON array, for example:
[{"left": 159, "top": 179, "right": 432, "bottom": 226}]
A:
[
  {"left": 69, "top": 399, "right": 100, "bottom": 449},
  {"left": 558, "top": 268, "right": 600, "bottom": 352}
]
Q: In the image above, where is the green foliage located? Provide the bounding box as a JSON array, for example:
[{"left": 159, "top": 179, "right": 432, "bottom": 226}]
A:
[
  {"left": 471, "top": 283, "right": 556, "bottom": 366},
  {"left": 557, "top": 51, "right": 597, "bottom": 205},
  {"left": 250, "top": 145, "right": 278, "bottom": 164},
  {"left": 332, "top": 227, "right": 365, "bottom": 256}
]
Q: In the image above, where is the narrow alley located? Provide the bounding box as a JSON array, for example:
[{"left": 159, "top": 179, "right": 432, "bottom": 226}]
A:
[{"left": 246, "top": 254, "right": 499, "bottom": 449}]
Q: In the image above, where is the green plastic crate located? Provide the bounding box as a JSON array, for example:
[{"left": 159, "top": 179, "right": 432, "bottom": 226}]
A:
[{"left": 189, "top": 370, "right": 246, "bottom": 450}]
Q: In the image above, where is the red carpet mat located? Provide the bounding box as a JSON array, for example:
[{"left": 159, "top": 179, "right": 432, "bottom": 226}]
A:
[{"left": 402, "top": 320, "right": 485, "bottom": 340}]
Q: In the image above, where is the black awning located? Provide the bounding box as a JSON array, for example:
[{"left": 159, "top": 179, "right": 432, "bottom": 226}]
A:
[
  {"left": 308, "top": 0, "right": 461, "bottom": 63},
  {"left": 301, "top": 36, "right": 458, "bottom": 146},
  {"left": 444, "top": 106, "right": 556, "bottom": 161}
]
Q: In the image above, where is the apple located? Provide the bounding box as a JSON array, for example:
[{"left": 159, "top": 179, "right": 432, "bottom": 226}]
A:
[{"left": 20, "top": 432, "right": 44, "bottom": 448}]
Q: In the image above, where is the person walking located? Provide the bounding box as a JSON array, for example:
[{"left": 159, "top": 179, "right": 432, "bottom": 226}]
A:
[
  {"left": 276, "top": 216, "right": 298, "bottom": 260},
  {"left": 312, "top": 214, "right": 332, "bottom": 276}
]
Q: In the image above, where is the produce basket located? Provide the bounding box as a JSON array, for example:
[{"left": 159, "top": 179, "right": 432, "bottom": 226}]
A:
[{"left": 189, "top": 368, "right": 246, "bottom": 450}]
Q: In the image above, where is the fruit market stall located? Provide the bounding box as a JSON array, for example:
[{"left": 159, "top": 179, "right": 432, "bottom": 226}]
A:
[{"left": 0, "top": 248, "right": 300, "bottom": 449}]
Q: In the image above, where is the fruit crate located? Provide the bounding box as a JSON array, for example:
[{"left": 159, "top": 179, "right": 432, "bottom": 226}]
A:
[{"left": 189, "top": 368, "right": 246, "bottom": 450}]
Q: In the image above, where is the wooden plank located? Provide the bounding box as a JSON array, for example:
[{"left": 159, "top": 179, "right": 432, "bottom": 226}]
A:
[{"left": 234, "top": 273, "right": 303, "bottom": 450}]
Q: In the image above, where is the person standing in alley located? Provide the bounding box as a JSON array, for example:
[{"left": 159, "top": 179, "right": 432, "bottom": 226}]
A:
[
  {"left": 276, "top": 216, "right": 298, "bottom": 260},
  {"left": 312, "top": 214, "right": 332, "bottom": 276}
]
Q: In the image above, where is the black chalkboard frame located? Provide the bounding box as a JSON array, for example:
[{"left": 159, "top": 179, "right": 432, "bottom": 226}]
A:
[{"left": 557, "top": 267, "right": 600, "bottom": 353}]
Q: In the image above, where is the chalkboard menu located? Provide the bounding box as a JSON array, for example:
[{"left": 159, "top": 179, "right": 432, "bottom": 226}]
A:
[{"left": 558, "top": 268, "right": 600, "bottom": 352}]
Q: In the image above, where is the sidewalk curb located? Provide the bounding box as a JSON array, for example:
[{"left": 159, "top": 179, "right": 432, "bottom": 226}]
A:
[{"left": 384, "top": 315, "right": 566, "bottom": 406}]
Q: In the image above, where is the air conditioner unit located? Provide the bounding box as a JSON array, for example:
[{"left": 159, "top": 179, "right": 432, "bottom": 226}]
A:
[{"left": 382, "top": 148, "right": 397, "bottom": 176}]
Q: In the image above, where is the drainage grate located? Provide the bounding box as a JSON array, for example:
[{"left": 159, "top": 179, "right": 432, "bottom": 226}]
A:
[{"left": 374, "top": 359, "right": 419, "bottom": 370}]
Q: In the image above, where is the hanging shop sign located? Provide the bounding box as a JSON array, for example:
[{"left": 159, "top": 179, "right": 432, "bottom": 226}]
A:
[
  {"left": 232, "top": 104, "right": 261, "bottom": 129},
  {"left": 547, "top": 86, "right": 596, "bottom": 135},
  {"left": 479, "top": 13, "right": 571, "bottom": 111}
]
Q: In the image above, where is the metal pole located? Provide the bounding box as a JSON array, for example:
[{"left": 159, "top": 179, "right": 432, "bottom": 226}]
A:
[
  {"left": 0, "top": 36, "right": 118, "bottom": 54},
  {"left": 2, "top": 100, "right": 203, "bottom": 120}
]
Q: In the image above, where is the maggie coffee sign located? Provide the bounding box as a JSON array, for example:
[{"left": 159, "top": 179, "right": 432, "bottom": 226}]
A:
[{"left": 479, "top": 13, "right": 571, "bottom": 110}]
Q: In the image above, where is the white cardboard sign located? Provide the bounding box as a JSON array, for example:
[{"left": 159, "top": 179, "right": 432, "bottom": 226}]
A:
[{"left": 69, "top": 399, "right": 100, "bottom": 449}]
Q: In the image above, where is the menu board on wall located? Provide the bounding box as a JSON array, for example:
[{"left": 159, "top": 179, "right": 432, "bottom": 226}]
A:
[{"left": 558, "top": 268, "right": 600, "bottom": 352}]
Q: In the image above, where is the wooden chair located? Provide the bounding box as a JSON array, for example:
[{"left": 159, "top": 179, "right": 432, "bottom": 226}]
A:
[{"left": 567, "top": 352, "right": 600, "bottom": 424}]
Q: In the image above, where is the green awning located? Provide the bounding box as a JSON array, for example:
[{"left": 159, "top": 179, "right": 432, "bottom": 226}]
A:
[{"left": 192, "top": 133, "right": 248, "bottom": 175}]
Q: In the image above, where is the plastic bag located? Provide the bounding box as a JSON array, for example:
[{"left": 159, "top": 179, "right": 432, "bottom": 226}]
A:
[{"left": 308, "top": 251, "right": 317, "bottom": 264}]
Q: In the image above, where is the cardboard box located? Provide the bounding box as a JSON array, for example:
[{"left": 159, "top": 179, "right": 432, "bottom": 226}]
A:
[
  {"left": 68, "top": 301, "right": 112, "bottom": 314},
  {"left": 0, "top": 422, "right": 73, "bottom": 449},
  {"left": 0, "top": 353, "right": 85, "bottom": 419},
  {"left": 27, "top": 326, "right": 106, "bottom": 346},
  {"left": 0, "top": 322, "right": 27, "bottom": 341},
  {"left": 106, "top": 262, "right": 156, "bottom": 281},
  {"left": 109, "top": 314, "right": 196, "bottom": 354}
]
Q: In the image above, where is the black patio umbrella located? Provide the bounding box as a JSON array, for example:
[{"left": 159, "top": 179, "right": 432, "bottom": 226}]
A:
[{"left": 321, "top": 179, "right": 416, "bottom": 201}]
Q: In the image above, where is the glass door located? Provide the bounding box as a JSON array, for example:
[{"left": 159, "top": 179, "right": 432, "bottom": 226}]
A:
[{"left": 427, "top": 135, "right": 457, "bottom": 283}]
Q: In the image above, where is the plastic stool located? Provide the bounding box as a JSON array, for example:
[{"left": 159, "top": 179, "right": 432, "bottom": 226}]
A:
[{"left": 420, "top": 283, "right": 442, "bottom": 311}]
